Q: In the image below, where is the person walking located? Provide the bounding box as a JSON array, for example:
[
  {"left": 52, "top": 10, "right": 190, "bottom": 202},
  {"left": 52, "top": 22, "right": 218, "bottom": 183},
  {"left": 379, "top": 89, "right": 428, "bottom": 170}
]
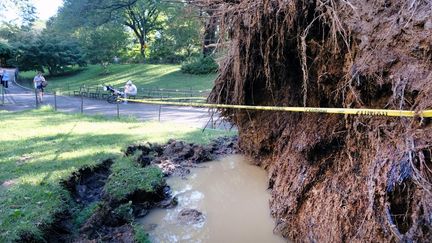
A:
[
  {"left": 123, "top": 80, "right": 137, "bottom": 103},
  {"left": 2, "top": 70, "right": 10, "bottom": 88},
  {"left": 33, "top": 71, "right": 46, "bottom": 103},
  {"left": 0, "top": 69, "right": 4, "bottom": 87}
]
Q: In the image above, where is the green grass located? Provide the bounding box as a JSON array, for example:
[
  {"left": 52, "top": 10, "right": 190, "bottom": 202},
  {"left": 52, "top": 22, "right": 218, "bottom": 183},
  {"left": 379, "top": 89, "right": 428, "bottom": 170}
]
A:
[
  {"left": 0, "top": 107, "right": 235, "bottom": 241},
  {"left": 18, "top": 64, "right": 216, "bottom": 92},
  {"left": 105, "top": 159, "right": 164, "bottom": 201}
]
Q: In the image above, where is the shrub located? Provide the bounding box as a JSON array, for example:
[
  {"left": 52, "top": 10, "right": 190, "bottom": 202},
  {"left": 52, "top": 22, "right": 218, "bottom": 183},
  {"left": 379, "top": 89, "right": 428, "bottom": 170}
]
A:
[{"left": 180, "top": 56, "right": 218, "bottom": 75}]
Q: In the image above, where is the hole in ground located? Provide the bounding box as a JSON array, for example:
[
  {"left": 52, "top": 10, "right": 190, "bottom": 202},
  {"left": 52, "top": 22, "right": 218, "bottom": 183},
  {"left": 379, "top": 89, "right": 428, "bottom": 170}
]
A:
[{"left": 62, "top": 159, "right": 114, "bottom": 205}]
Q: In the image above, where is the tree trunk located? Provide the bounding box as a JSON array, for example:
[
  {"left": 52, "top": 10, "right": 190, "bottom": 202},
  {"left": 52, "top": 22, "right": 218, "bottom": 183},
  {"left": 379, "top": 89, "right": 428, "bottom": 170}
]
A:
[{"left": 140, "top": 41, "right": 146, "bottom": 62}]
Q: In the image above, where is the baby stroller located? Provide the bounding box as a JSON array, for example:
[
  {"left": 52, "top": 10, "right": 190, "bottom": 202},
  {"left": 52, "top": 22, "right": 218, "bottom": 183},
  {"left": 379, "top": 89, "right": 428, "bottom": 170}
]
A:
[{"left": 104, "top": 85, "right": 124, "bottom": 104}]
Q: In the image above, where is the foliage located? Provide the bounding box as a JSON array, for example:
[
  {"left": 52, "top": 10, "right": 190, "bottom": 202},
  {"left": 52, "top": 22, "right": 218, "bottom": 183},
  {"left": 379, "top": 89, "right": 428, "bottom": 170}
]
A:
[
  {"left": 51, "top": 0, "right": 205, "bottom": 63},
  {"left": 18, "top": 64, "right": 217, "bottom": 91},
  {"left": 11, "top": 37, "right": 86, "bottom": 75},
  {"left": 0, "top": 42, "right": 14, "bottom": 67},
  {"left": 0, "top": 0, "right": 36, "bottom": 29},
  {"left": 148, "top": 5, "right": 202, "bottom": 63},
  {"left": 133, "top": 223, "right": 151, "bottom": 243},
  {"left": 112, "top": 201, "right": 134, "bottom": 222},
  {"left": 56, "top": 0, "right": 165, "bottom": 60},
  {"left": 76, "top": 23, "right": 129, "bottom": 74},
  {"left": 181, "top": 56, "right": 219, "bottom": 75}
]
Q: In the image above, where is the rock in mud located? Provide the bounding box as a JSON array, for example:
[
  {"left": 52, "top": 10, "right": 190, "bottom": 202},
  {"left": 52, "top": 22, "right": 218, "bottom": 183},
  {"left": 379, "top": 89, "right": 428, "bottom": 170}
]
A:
[
  {"left": 177, "top": 208, "right": 205, "bottom": 225},
  {"left": 157, "top": 196, "right": 178, "bottom": 209}
]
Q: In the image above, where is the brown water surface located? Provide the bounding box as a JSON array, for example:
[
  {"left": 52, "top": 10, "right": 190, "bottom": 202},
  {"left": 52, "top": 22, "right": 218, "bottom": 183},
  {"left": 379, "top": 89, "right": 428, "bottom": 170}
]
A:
[{"left": 138, "top": 155, "right": 285, "bottom": 243}]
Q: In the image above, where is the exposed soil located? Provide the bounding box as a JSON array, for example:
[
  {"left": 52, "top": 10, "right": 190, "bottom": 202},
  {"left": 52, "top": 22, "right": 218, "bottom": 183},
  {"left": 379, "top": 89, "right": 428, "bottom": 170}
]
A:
[
  {"left": 124, "top": 136, "right": 238, "bottom": 177},
  {"left": 205, "top": 0, "right": 432, "bottom": 242},
  {"left": 62, "top": 159, "right": 114, "bottom": 205},
  {"left": 19, "top": 137, "right": 238, "bottom": 242}
]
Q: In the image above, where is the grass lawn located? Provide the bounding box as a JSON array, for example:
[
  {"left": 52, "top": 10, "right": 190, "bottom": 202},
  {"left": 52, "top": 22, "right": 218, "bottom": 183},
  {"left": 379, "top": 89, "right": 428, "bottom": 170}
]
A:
[
  {"left": 18, "top": 64, "right": 217, "bottom": 92},
  {"left": 0, "top": 107, "right": 234, "bottom": 241}
]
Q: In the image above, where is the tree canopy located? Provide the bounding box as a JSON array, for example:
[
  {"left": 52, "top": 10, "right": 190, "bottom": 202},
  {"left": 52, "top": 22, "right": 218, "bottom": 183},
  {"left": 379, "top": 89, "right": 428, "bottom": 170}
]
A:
[{"left": 0, "top": 0, "right": 219, "bottom": 74}]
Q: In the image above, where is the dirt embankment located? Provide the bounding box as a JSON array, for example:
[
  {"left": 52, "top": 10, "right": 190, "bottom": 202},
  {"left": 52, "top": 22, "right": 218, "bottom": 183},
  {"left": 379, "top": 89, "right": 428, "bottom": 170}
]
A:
[
  {"left": 19, "top": 137, "right": 237, "bottom": 242},
  {"left": 208, "top": 0, "right": 432, "bottom": 241}
]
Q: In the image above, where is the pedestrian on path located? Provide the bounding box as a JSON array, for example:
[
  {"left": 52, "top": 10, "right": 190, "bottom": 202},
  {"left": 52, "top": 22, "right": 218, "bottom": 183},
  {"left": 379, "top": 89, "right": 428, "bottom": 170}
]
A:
[
  {"left": 0, "top": 69, "right": 3, "bottom": 87},
  {"left": 33, "top": 71, "right": 46, "bottom": 103},
  {"left": 1, "top": 70, "right": 10, "bottom": 88}
]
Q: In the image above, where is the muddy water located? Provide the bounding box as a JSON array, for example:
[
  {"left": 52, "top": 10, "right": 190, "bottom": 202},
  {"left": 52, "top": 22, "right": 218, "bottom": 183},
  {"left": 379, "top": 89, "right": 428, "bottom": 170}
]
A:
[{"left": 138, "top": 155, "right": 285, "bottom": 243}]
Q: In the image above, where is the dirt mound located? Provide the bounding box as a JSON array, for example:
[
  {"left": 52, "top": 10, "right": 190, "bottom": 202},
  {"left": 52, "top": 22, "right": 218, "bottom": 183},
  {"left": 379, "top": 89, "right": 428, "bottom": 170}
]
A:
[
  {"left": 125, "top": 136, "right": 238, "bottom": 177},
  {"left": 206, "top": 0, "right": 432, "bottom": 241}
]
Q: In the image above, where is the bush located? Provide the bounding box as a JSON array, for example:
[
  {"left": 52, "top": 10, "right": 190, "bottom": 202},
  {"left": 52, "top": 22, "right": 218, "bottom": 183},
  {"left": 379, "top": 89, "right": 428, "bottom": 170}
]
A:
[{"left": 180, "top": 56, "right": 218, "bottom": 75}]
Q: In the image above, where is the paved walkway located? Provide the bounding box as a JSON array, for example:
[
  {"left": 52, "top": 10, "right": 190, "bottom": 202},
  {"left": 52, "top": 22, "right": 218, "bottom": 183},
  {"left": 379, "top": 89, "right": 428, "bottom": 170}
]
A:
[{"left": 0, "top": 69, "right": 229, "bottom": 129}]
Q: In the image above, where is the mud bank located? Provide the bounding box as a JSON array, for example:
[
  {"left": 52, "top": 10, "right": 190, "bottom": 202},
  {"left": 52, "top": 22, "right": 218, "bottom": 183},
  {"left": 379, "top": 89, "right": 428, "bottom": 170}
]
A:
[
  {"left": 207, "top": 0, "right": 432, "bottom": 242},
  {"left": 124, "top": 136, "right": 238, "bottom": 177},
  {"left": 18, "top": 137, "right": 238, "bottom": 242}
]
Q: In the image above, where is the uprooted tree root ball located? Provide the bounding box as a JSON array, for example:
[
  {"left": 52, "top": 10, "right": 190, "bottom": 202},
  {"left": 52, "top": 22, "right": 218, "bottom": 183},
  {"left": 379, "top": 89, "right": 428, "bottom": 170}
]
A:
[{"left": 203, "top": 0, "right": 432, "bottom": 241}]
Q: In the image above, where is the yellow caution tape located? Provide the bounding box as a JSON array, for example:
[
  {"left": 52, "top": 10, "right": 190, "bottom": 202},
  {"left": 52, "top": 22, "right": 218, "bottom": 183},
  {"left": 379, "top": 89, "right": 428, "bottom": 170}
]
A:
[
  {"left": 119, "top": 98, "right": 432, "bottom": 118},
  {"left": 142, "top": 97, "right": 206, "bottom": 101}
]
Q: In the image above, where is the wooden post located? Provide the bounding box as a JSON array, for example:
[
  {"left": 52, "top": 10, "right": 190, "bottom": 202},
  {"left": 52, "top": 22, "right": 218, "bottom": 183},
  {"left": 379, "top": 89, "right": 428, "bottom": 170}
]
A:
[{"left": 80, "top": 93, "right": 84, "bottom": 114}]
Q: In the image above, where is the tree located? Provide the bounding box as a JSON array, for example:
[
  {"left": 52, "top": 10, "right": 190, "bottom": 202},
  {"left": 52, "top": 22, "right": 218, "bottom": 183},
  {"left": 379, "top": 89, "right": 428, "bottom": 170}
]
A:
[
  {"left": 77, "top": 23, "right": 129, "bottom": 73},
  {"left": 148, "top": 4, "right": 202, "bottom": 63},
  {"left": 57, "top": 0, "right": 164, "bottom": 61},
  {"left": 0, "top": 42, "right": 13, "bottom": 66},
  {"left": 12, "top": 38, "right": 86, "bottom": 75},
  {"left": 0, "top": 0, "right": 36, "bottom": 29}
]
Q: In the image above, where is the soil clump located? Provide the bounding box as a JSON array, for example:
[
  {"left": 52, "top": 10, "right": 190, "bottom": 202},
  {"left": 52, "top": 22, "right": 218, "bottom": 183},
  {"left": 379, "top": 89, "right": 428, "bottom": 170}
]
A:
[{"left": 124, "top": 136, "right": 238, "bottom": 177}]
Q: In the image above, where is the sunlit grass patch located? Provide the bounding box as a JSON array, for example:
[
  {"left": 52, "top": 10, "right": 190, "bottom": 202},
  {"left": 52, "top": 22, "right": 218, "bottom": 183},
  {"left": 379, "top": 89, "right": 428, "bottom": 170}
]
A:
[{"left": 18, "top": 64, "right": 216, "bottom": 92}]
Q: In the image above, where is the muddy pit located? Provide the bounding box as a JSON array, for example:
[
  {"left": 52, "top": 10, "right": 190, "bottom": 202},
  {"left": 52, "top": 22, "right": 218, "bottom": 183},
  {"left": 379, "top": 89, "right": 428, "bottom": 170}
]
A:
[
  {"left": 139, "top": 155, "right": 285, "bottom": 243},
  {"left": 19, "top": 137, "right": 239, "bottom": 242}
]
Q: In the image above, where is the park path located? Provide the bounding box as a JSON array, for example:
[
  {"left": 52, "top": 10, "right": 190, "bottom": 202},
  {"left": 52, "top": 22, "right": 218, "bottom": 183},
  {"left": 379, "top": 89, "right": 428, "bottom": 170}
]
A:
[{"left": 0, "top": 69, "right": 228, "bottom": 129}]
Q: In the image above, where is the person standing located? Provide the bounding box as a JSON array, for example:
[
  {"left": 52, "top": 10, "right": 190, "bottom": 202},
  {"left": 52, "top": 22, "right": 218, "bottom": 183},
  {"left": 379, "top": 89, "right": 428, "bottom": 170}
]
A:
[
  {"left": 123, "top": 80, "right": 137, "bottom": 103},
  {"left": 33, "top": 71, "right": 46, "bottom": 103}
]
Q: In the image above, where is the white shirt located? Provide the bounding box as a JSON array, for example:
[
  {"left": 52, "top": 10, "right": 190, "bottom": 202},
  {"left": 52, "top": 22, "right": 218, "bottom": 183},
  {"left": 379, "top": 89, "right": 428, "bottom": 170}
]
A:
[
  {"left": 125, "top": 84, "right": 137, "bottom": 95},
  {"left": 33, "top": 75, "right": 45, "bottom": 88}
]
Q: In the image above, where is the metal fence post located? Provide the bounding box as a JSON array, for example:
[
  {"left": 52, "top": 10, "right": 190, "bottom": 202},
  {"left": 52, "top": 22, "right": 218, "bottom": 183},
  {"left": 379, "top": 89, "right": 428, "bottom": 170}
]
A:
[
  {"left": 158, "top": 105, "right": 162, "bottom": 122},
  {"left": 0, "top": 85, "right": 4, "bottom": 105},
  {"left": 80, "top": 93, "right": 84, "bottom": 114},
  {"left": 117, "top": 102, "right": 120, "bottom": 119},
  {"left": 54, "top": 91, "right": 57, "bottom": 111},
  {"left": 35, "top": 88, "right": 39, "bottom": 108}
]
